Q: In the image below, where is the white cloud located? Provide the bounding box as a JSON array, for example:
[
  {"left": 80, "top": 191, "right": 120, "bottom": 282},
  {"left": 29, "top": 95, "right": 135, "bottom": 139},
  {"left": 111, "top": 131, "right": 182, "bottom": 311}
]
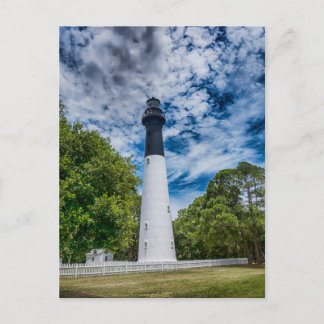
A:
[{"left": 60, "top": 26, "right": 265, "bottom": 215}]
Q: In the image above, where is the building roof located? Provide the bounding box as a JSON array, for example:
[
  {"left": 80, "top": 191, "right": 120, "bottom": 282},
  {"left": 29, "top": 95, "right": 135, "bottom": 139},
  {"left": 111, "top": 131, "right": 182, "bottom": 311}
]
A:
[{"left": 86, "top": 249, "right": 112, "bottom": 256}]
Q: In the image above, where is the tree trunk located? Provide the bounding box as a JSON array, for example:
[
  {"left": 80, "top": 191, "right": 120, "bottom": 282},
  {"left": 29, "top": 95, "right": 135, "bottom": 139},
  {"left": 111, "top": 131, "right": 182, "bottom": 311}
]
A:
[
  {"left": 225, "top": 246, "right": 231, "bottom": 258},
  {"left": 256, "top": 236, "right": 265, "bottom": 264},
  {"left": 242, "top": 232, "right": 252, "bottom": 264},
  {"left": 253, "top": 231, "right": 262, "bottom": 264}
]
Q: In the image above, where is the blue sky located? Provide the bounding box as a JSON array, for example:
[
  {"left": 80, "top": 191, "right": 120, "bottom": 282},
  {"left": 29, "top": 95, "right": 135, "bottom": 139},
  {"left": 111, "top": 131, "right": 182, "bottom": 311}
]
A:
[{"left": 59, "top": 26, "right": 265, "bottom": 218}]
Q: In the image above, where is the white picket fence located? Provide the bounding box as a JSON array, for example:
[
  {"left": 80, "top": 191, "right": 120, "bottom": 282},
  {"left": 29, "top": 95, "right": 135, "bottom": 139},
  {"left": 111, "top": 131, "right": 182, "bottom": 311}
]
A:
[{"left": 59, "top": 258, "right": 248, "bottom": 278}]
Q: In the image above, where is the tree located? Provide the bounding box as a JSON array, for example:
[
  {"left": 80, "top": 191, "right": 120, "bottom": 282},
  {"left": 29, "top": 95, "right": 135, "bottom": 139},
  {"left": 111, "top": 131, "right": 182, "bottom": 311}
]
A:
[
  {"left": 113, "top": 194, "right": 142, "bottom": 261},
  {"left": 206, "top": 169, "right": 241, "bottom": 208},
  {"left": 173, "top": 196, "right": 207, "bottom": 260},
  {"left": 173, "top": 162, "right": 265, "bottom": 263},
  {"left": 201, "top": 197, "right": 241, "bottom": 258},
  {"left": 59, "top": 101, "right": 141, "bottom": 263},
  {"left": 236, "top": 162, "right": 265, "bottom": 264}
]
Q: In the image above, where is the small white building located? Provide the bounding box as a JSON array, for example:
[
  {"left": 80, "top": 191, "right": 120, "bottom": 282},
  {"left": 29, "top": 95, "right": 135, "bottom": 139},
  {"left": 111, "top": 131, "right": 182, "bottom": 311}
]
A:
[{"left": 86, "top": 249, "right": 113, "bottom": 263}]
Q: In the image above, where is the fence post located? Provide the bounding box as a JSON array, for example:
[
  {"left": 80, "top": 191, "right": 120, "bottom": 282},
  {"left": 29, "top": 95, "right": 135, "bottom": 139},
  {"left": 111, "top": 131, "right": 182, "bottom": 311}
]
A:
[
  {"left": 162, "top": 263, "right": 164, "bottom": 272},
  {"left": 126, "top": 263, "right": 128, "bottom": 274},
  {"left": 74, "top": 264, "right": 78, "bottom": 279},
  {"left": 103, "top": 265, "right": 105, "bottom": 276}
]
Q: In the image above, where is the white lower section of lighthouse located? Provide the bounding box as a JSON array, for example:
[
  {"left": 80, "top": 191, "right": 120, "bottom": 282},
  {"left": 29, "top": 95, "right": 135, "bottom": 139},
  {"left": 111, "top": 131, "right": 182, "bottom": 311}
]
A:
[{"left": 138, "top": 155, "right": 177, "bottom": 262}]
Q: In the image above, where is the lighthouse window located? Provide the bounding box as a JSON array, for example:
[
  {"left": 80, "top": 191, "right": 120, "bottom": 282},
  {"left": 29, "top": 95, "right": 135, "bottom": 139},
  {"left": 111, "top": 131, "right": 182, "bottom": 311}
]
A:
[
  {"left": 170, "top": 241, "right": 174, "bottom": 249},
  {"left": 144, "top": 241, "right": 148, "bottom": 249},
  {"left": 167, "top": 205, "right": 170, "bottom": 213},
  {"left": 146, "top": 158, "right": 150, "bottom": 164},
  {"left": 144, "top": 222, "right": 148, "bottom": 230}
]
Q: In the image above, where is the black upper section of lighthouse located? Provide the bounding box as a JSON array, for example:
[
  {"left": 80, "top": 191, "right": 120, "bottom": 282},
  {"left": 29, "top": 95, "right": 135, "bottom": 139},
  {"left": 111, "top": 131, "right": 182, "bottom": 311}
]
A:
[{"left": 142, "top": 97, "right": 166, "bottom": 157}]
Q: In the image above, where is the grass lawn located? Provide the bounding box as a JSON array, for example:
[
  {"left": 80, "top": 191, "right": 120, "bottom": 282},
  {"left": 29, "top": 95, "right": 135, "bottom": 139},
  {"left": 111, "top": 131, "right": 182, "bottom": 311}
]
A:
[{"left": 60, "top": 264, "right": 264, "bottom": 298}]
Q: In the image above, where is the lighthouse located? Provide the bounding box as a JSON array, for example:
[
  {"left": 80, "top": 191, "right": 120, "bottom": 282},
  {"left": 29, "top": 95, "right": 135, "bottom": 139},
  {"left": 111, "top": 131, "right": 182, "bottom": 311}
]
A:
[{"left": 138, "top": 98, "right": 177, "bottom": 262}]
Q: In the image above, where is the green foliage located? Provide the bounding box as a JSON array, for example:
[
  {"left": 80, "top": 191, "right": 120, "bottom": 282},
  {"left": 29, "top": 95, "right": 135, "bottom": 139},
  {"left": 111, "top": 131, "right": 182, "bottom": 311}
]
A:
[
  {"left": 113, "top": 194, "right": 142, "bottom": 261},
  {"left": 59, "top": 101, "right": 141, "bottom": 263},
  {"left": 173, "top": 196, "right": 207, "bottom": 260},
  {"left": 173, "top": 162, "right": 265, "bottom": 263}
]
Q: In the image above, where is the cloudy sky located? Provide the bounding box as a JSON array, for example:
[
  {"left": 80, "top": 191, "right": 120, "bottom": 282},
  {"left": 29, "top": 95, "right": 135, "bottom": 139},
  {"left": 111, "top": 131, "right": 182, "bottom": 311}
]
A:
[{"left": 59, "top": 26, "right": 265, "bottom": 218}]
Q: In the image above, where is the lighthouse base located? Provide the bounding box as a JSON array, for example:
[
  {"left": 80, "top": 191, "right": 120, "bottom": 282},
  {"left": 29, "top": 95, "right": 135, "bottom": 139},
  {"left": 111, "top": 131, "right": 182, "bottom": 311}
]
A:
[{"left": 138, "top": 154, "right": 177, "bottom": 262}]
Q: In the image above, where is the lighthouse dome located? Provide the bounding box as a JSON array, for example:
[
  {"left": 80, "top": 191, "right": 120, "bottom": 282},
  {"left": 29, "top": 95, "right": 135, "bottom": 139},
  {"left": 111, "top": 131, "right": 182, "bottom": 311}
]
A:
[{"left": 146, "top": 97, "right": 160, "bottom": 109}]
